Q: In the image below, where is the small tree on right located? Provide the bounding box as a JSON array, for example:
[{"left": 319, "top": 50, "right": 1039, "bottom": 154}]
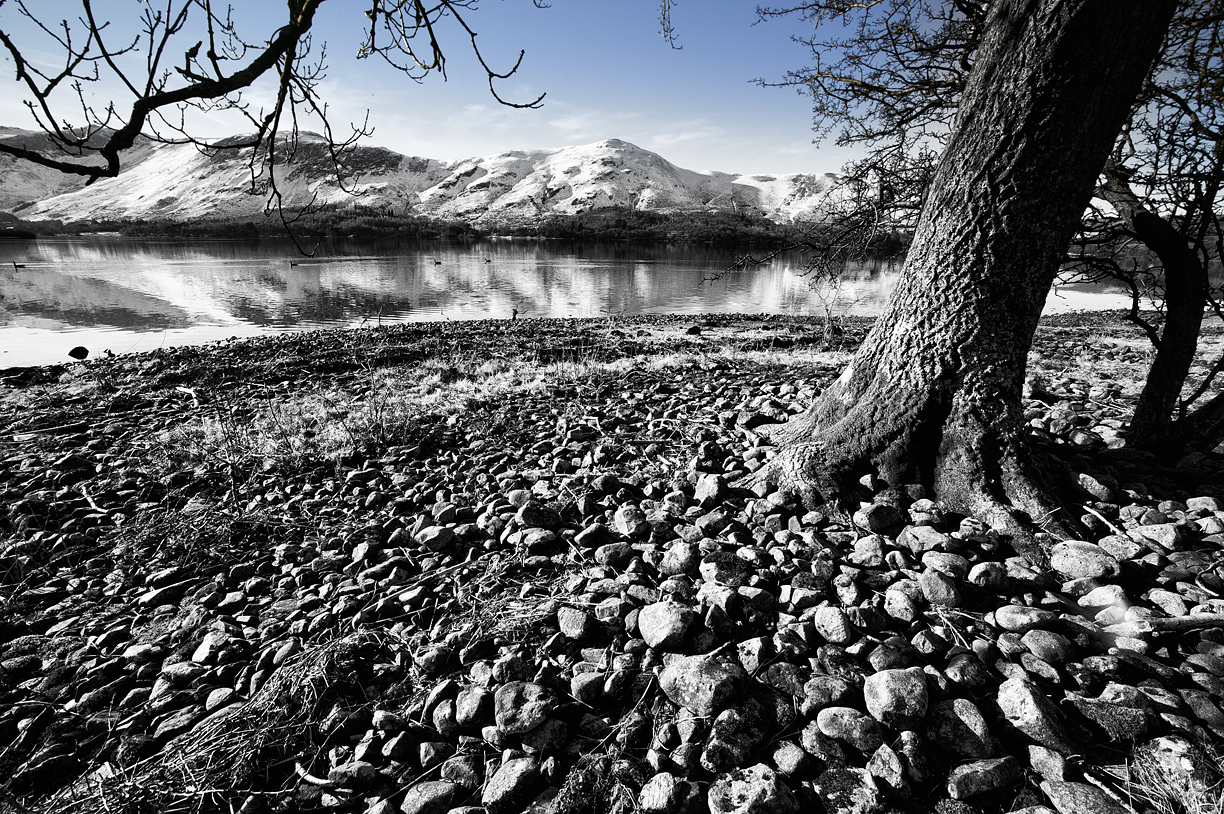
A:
[
  {"left": 761, "top": 0, "right": 1224, "bottom": 460},
  {"left": 1067, "top": 1, "right": 1224, "bottom": 454}
]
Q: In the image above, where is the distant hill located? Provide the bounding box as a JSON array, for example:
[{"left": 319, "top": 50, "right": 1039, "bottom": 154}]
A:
[{"left": 1, "top": 129, "right": 842, "bottom": 229}]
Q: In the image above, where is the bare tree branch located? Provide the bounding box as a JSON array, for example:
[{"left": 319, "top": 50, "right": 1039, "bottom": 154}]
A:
[{"left": 0, "top": 0, "right": 550, "bottom": 226}]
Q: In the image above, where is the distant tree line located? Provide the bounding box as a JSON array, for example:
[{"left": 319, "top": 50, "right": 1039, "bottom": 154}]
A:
[
  {"left": 507, "top": 206, "right": 898, "bottom": 247},
  {"left": 1, "top": 205, "right": 911, "bottom": 249}
]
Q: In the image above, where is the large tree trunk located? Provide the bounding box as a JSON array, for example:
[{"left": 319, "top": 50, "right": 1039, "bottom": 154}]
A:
[
  {"left": 761, "top": 0, "right": 1175, "bottom": 534},
  {"left": 1098, "top": 161, "right": 1209, "bottom": 457}
]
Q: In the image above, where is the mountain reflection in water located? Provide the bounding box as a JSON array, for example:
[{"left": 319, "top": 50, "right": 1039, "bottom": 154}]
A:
[{"left": 0, "top": 236, "right": 1142, "bottom": 368}]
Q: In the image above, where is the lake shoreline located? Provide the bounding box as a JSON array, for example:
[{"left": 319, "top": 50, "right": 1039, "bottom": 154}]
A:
[
  {"left": 4, "top": 312, "right": 1224, "bottom": 813},
  {"left": 0, "top": 306, "right": 1183, "bottom": 378}
]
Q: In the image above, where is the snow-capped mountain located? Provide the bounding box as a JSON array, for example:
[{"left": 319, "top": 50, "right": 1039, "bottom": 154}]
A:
[
  {"left": 3, "top": 129, "right": 840, "bottom": 225},
  {"left": 0, "top": 127, "right": 158, "bottom": 213}
]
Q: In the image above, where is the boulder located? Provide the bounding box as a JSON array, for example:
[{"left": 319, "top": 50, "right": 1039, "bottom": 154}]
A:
[
  {"left": 1049, "top": 541, "right": 1120, "bottom": 580},
  {"left": 946, "top": 756, "right": 1021, "bottom": 799},
  {"left": 639, "top": 601, "right": 696, "bottom": 650},
  {"left": 816, "top": 706, "right": 886, "bottom": 754},
  {"left": 925, "top": 698, "right": 995, "bottom": 758},
  {"left": 708, "top": 764, "right": 799, "bottom": 814},
  {"left": 493, "top": 682, "right": 556, "bottom": 735},
  {"left": 997, "top": 676, "right": 1078, "bottom": 754},
  {"left": 659, "top": 651, "right": 748, "bottom": 717},
  {"left": 482, "top": 757, "right": 544, "bottom": 814},
  {"left": 863, "top": 667, "right": 928, "bottom": 730},
  {"left": 1040, "top": 780, "right": 1129, "bottom": 814}
]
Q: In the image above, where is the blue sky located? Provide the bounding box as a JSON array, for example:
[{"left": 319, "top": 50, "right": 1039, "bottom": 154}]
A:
[{"left": 0, "top": 1, "right": 859, "bottom": 174}]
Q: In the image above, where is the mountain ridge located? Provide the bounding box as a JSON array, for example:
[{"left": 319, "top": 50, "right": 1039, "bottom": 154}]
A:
[{"left": 1, "top": 129, "right": 841, "bottom": 227}]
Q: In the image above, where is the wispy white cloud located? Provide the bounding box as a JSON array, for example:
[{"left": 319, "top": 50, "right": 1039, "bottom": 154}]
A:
[
  {"left": 548, "top": 114, "right": 597, "bottom": 135},
  {"left": 650, "top": 123, "right": 725, "bottom": 146},
  {"left": 546, "top": 107, "right": 641, "bottom": 141}
]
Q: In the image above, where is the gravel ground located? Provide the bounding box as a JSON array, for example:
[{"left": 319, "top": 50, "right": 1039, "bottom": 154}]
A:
[{"left": 2, "top": 313, "right": 1224, "bottom": 814}]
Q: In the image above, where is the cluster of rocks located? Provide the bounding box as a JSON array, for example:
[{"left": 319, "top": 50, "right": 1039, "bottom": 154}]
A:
[{"left": 1, "top": 315, "right": 1222, "bottom": 814}]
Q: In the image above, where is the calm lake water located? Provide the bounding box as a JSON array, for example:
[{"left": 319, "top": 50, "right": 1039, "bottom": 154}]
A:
[{"left": 0, "top": 236, "right": 1140, "bottom": 368}]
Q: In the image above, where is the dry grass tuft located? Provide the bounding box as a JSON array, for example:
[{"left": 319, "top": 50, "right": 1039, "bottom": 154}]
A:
[
  {"left": 553, "top": 753, "right": 646, "bottom": 814},
  {"left": 36, "top": 632, "right": 382, "bottom": 814},
  {"left": 1097, "top": 736, "right": 1224, "bottom": 814}
]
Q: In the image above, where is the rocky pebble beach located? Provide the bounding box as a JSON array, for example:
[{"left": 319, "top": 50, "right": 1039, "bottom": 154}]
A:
[{"left": 2, "top": 313, "right": 1224, "bottom": 814}]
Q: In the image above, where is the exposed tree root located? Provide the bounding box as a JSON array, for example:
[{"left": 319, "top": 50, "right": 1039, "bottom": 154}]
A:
[{"left": 743, "top": 404, "right": 1080, "bottom": 566}]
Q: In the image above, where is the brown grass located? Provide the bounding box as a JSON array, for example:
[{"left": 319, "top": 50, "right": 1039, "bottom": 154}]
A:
[{"left": 33, "top": 632, "right": 383, "bottom": 814}]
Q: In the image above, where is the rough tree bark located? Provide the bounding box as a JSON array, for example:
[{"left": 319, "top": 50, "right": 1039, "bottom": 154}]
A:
[
  {"left": 758, "top": 0, "right": 1176, "bottom": 536},
  {"left": 1183, "top": 385, "right": 1224, "bottom": 453},
  {"left": 1098, "top": 160, "right": 1209, "bottom": 456}
]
